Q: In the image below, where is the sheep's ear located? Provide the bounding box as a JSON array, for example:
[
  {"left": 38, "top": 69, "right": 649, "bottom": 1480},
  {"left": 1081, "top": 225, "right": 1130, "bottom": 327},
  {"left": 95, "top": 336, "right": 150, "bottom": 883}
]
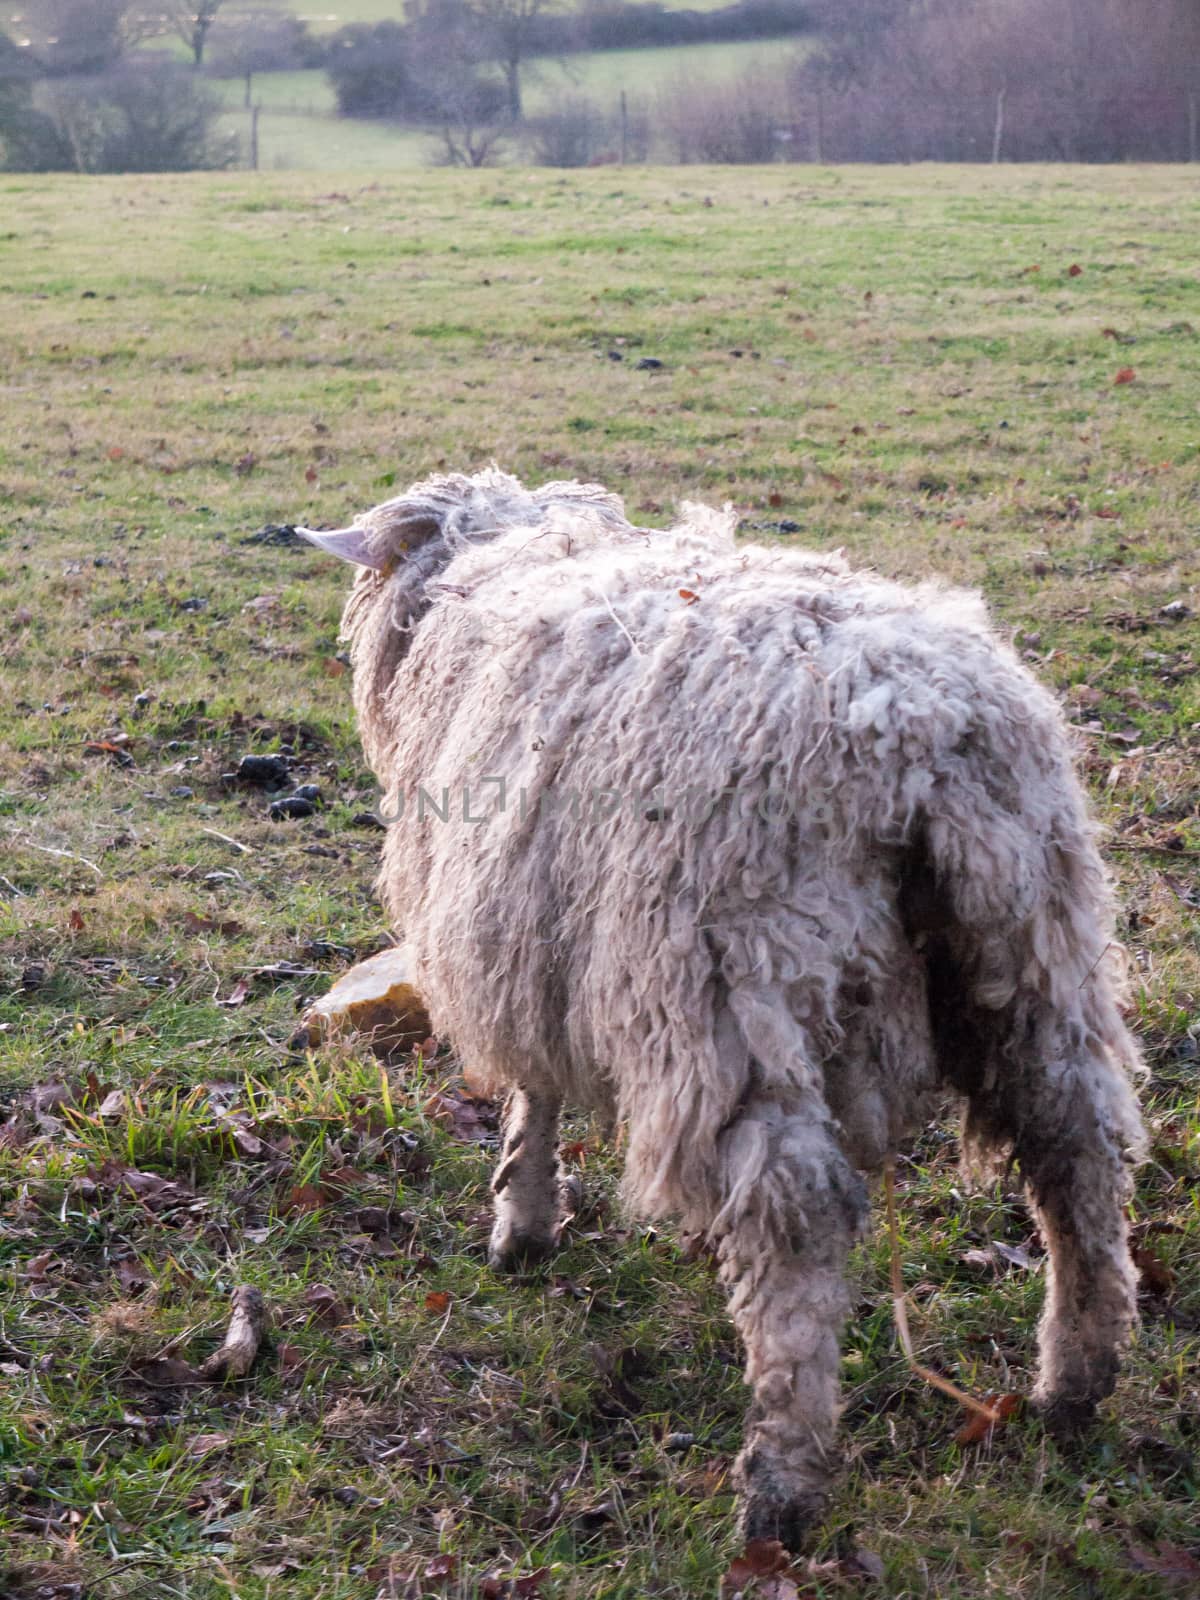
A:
[{"left": 295, "top": 524, "right": 387, "bottom": 570}]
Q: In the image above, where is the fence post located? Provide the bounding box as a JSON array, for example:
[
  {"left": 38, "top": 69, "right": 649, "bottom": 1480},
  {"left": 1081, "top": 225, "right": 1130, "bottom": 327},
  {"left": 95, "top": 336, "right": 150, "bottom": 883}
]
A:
[
  {"left": 1189, "top": 89, "right": 1197, "bottom": 163},
  {"left": 250, "top": 103, "right": 260, "bottom": 171},
  {"left": 620, "top": 90, "right": 628, "bottom": 165}
]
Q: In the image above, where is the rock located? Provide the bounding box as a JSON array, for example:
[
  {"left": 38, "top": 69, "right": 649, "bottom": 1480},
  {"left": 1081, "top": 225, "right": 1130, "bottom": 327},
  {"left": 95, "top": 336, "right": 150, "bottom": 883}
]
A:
[
  {"left": 635, "top": 357, "right": 664, "bottom": 371},
  {"left": 1160, "top": 599, "right": 1192, "bottom": 622},
  {"left": 292, "top": 945, "right": 431, "bottom": 1062},
  {"left": 230, "top": 753, "right": 291, "bottom": 787},
  {"left": 269, "top": 795, "right": 316, "bottom": 820}
]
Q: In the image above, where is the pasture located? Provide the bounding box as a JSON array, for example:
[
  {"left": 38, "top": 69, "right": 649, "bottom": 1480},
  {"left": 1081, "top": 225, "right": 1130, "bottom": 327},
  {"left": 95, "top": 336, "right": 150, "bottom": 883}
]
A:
[
  {"left": 0, "top": 165, "right": 1198, "bottom": 1600},
  {"left": 213, "top": 41, "right": 812, "bottom": 171}
]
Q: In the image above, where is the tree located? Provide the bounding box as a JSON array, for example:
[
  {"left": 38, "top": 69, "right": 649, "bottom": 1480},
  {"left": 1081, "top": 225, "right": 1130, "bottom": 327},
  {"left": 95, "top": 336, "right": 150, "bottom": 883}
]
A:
[
  {"left": 408, "top": 0, "right": 560, "bottom": 121},
  {"left": 173, "top": 0, "right": 226, "bottom": 67},
  {"left": 16, "top": 0, "right": 148, "bottom": 75}
]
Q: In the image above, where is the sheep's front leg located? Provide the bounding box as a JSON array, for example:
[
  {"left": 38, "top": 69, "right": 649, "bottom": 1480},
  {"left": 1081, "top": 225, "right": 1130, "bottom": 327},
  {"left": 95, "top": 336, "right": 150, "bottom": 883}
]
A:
[
  {"left": 488, "top": 1087, "right": 568, "bottom": 1272},
  {"left": 713, "top": 1098, "right": 868, "bottom": 1549},
  {"left": 1016, "top": 1095, "right": 1139, "bottom": 1431}
]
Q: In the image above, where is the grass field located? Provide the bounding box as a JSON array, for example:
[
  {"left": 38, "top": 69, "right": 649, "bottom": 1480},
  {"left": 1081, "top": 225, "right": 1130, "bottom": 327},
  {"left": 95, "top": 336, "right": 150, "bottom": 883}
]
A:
[
  {"left": 1, "top": 166, "right": 1198, "bottom": 1600},
  {"left": 215, "top": 40, "right": 811, "bottom": 171}
]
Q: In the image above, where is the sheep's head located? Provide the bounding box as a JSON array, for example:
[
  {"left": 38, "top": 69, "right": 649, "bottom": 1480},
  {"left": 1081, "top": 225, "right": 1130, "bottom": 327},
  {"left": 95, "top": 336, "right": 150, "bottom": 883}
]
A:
[{"left": 298, "top": 467, "right": 634, "bottom": 582}]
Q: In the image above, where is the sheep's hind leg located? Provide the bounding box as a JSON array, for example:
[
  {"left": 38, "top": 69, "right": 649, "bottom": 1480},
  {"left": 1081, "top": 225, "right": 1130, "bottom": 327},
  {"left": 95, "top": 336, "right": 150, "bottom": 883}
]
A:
[
  {"left": 712, "top": 1096, "right": 868, "bottom": 1550},
  {"left": 1012, "top": 1077, "right": 1139, "bottom": 1434},
  {"left": 488, "top": 1088, "right": 570, "bottom": 1272}
]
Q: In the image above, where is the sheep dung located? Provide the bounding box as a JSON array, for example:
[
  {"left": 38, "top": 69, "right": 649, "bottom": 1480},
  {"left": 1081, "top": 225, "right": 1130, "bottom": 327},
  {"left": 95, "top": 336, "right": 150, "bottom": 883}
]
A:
[{"left": 293, "top": 946, "right": 430, "bottom": 1062}]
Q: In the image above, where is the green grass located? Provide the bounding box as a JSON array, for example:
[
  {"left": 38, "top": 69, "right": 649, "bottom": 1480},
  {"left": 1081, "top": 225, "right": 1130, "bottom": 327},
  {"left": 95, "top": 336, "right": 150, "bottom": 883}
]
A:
[{"left": 0, "top": 166, "right": 1198, "bottom": 1600}]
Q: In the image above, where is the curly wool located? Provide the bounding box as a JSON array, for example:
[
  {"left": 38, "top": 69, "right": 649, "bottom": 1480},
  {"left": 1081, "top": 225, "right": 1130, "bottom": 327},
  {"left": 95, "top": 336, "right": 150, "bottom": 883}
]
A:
[{"left": 314, "top": 467, "right": 1146, "bottom": 1544}]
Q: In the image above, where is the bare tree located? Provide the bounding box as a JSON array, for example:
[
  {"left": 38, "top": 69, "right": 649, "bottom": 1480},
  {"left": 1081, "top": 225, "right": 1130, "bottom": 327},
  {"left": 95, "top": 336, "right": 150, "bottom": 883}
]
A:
[
  {"left": 173, "top": 0, "right": 226, "bottom": 67},
  {"left": 464, "top": 0, "right": 560, "bottom": 120},
  {"left": 18, "top": 0, "right": 159, "bottom": 74}
]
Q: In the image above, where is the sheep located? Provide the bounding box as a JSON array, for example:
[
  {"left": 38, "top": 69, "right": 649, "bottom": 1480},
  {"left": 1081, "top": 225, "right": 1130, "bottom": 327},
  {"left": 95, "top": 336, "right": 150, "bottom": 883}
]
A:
[{"left": 299, "top": 467, "right": 1145, "bottom": 1549}]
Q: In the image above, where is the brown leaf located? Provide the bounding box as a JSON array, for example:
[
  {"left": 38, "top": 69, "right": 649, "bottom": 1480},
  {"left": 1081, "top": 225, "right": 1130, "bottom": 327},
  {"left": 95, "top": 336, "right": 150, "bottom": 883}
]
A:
[
  {"left": 107, "top": 445, "right": 125, "bottom": 461},
  {"left": 768, "top": 491, "right": 783, "bottom": 508},
  {"left": 303, "top": 1284, "right": 348, "bottom": 1327},
  {"left": 480, "top": 1568, "right": 551, "bottom": 1599},
  {"left": 219, "top": 977, "right": 251, "bottom": 1008},
  {"left": 679, "top": 588, "right": 700, "bottom": 605},
  {"left": 135, "top": 1356, "right": 199, "bottom": 1385},
  {"left": 722, "top": 1537, "right": 807, "bottom": 1598},
  {"left": 954, "top": 1391, "right": 1023, "bottom": 1446},
  {"left": 278, "top": 1342, "right": 305, "bottom": 1374},
  {"left": 231, "top": 1125, "right": 265, "bottom": 1158},
  {"left": 305, "top": 464, "right": 319, "bottom": 484},
  {"left": 181, "top": 910, "right": 244, "bottom": 937},
  {"left": 843, "top": 1546, "right": 885, "bottom": 1581},
  {"left": 284, "top": 1183, "right": 327, "bottom": 1213},
  {"left": 425, "top": 1553, "right": 455, "bottom": 1583},
  {"left": 187, "top": 1432, "right": 230, "bottom": 1457},
  {"left": 1126, "top": 1542, "right": 1200, "bottom": 1587},
  {"left": 1114, "top": 366, "right": 1136, "bottom": 385},
  {"left": 425, "top": 1088, "right": 499, "bottom": 1144},
  {"left": 424, "top": 1290, "right": 452, "bottom": 1314},
  {"left": 97, "top": 1089, "right": 126, "bottom": 1120},
  {"left": 68, "top": 907, "right": 86, "bottom": 932},
  {"left": 1067, "top": 263, "right": 1083, "bottom": 276},
  {"left": 24, "top": 1250, "right": 55, "bottom": 1282},
  {"left": 1132, "top": 1244, "right": 1176, "bottom": 1296},
  {"left": 322, "top": 657, "right": 347, "bottom": 677}
]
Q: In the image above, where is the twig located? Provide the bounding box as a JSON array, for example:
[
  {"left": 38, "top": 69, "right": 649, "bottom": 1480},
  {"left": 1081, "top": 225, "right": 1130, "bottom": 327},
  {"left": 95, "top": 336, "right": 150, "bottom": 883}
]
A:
[
  {"left": 200, "top": 1285, "right": 267, "bottom": 1380},
  {"left": 7, "top": 831, "right": 102, "bottom": 877},
  {"left": 597, "top": 588, "right": 643, "bottom": 657},
  {"left": 200, "top": 826, "right": 254, "bottom": 855},
  {"left": 884, "top": 1159, "right": 1000, "bottom": 1424}
]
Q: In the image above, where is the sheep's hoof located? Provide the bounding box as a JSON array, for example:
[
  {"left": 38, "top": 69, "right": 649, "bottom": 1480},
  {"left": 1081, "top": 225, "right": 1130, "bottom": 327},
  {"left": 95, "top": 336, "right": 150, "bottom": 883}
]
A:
[
  {"left": 736, "top": 1447, "right": 828, "bottom": 1553},
  {"left": 487, "top": 1227, "right": 558, "bottom": 1275},
  {"left": 740, "top": 1487, "right": 827, "bottom": 1554},
  {"left": 1034, "top": 1391, "right": 1101, "bottom": 1441}
]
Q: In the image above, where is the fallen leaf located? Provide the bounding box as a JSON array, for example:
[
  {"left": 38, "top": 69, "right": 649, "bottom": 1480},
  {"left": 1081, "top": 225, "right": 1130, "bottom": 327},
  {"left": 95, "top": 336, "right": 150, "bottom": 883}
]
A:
[
  {"left": 278, "top": 1342, "right": 305, "bottom": 1374},
  {"left": 1126, "top": 1541, "right": 1200, "bottom": 1588},
  {"left": 181, "top": 910, "right": 244, "bottom": 937},
  {"left": 303, "top": 1284, "right": 348, "bottom": 1326},
  {"left": 1132, "top": 1244, "right": 1176, "bottom": 1296},
  {"left": 284, "top": 1183, "right": 327, "bottom": 1213},
  {"left": 305, "top": 464, "right": 319, "bottom": 484},
  {"left": 68, "top": 907, "right": 86, "bottom": 932},
  {"left": 97, "top": 1089, "right": 126, "bottom": 1120},
  {"left": 991, "top": 1240, "right": 1038, "bottom": 1272},
  {"left": 424, "top": 1290, "right": 451, "bottom": 1314},
  {"left": 480, "top": 1568, "right": 551, "bottom": 1598},
  {"left": 187, "top": 1432, "right": 230, "bottom": 1457},
  {"left": 955, "top": 1391, "right": 1023, "bottom": 1446},
  {"left": 1068, "top": 263, "right": 1083, "bottom": 276},
  {"left": 24, "top": 1250, "right": 55, "bottom": 1282},
  {"left": 679, "top": 588, "right": 700, "bottom": 604},
  {"left": 1114, "top": 367, "right": 1136, "bottom": 385},
  {"left": 323, "top": 657, "right": 347, "bottom": 677},
  {"left": 219, "top": 977, "right": 251, "bottom": 1008},
  {"left": 135, "top": 1356, "right": 199, "bottom": 1385}
]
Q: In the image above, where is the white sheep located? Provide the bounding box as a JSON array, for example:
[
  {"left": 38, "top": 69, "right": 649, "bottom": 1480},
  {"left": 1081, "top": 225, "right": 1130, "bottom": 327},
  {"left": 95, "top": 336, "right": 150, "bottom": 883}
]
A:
[{"left": 300, "top": 468, "right": 1145, "bottom": 1548}]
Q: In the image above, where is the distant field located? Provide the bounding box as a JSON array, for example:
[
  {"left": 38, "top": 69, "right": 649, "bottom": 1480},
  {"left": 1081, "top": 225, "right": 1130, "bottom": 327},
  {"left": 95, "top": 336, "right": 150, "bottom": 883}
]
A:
[
  {"left": 1, "top": 166, "right": 1197, "bottom": 1600},
  {"left": 228, "top": 0, "right": 773, "bottom": 24},
  {"left": 217, "top": 38, "right": 811, "bottom": 168}
]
